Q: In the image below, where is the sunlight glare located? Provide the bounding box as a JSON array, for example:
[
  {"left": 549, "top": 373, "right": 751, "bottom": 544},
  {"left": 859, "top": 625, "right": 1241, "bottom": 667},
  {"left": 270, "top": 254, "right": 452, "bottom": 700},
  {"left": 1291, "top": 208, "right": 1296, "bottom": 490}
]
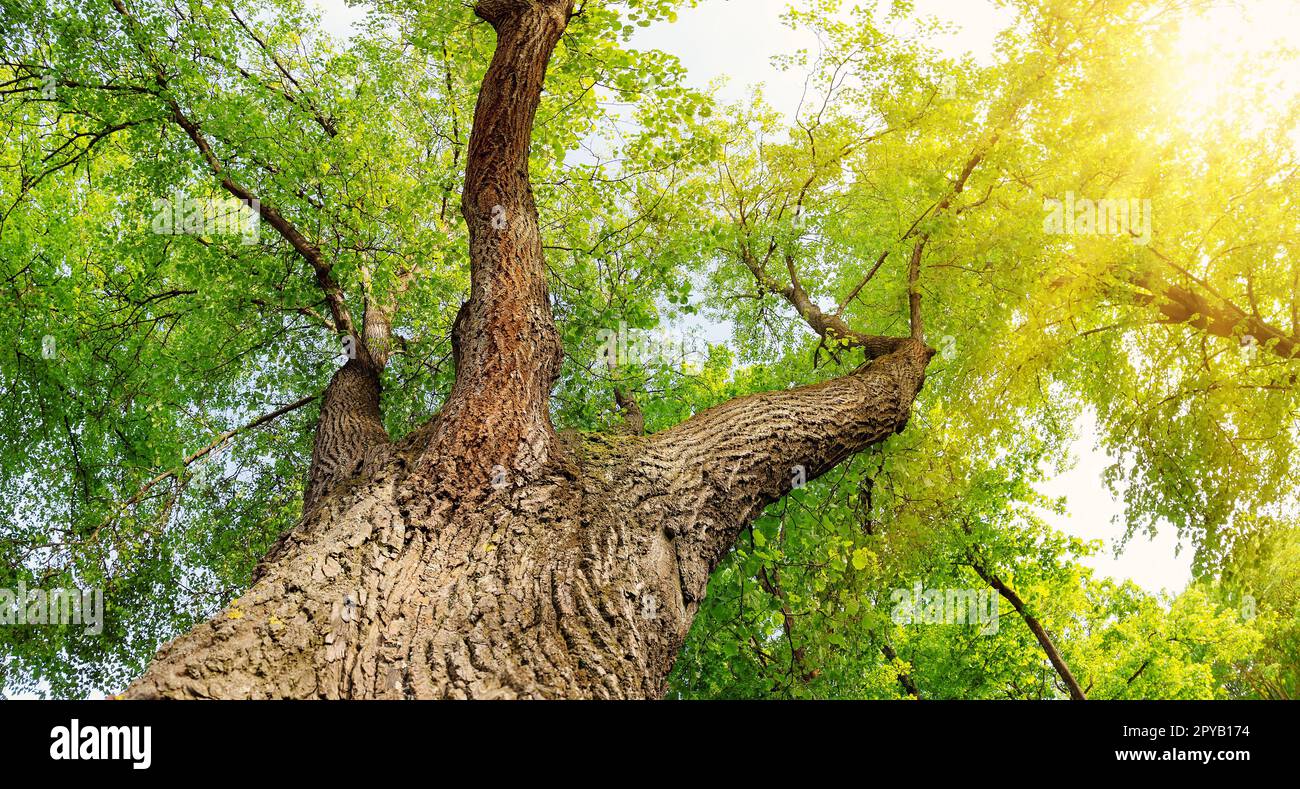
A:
[{"left": 1170, "top": 0, "right": 1300, "bottom": 148}]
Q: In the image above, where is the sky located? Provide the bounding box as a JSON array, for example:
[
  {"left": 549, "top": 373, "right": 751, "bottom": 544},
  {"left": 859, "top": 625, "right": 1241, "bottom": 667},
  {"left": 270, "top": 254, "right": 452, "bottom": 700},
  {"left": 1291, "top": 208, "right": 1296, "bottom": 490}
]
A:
[
  {"left": 306, "top": 0, "right": 1195, "bottom": 595},
  {"left": 631, "top": 0, "right": 1015, "bottom": 113}
]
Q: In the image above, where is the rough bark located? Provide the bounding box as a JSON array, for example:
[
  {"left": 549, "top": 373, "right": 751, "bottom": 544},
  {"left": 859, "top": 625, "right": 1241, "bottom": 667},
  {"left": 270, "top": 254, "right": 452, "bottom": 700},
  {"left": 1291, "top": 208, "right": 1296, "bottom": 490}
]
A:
[
  {"left": 120, "top": 0, "right": 934, "bottom": 699},
  {"left": 439, "top": 0, "right": 569, "bottom": 474},
  {"left": 301, "top": 357, "right": 390, "bottom": 515},
  {"left": 123, "top": 340, "right": 929, "bottom": 699},
  {"left": 298, "top": 302, "right": 395, "bottom": 518}
]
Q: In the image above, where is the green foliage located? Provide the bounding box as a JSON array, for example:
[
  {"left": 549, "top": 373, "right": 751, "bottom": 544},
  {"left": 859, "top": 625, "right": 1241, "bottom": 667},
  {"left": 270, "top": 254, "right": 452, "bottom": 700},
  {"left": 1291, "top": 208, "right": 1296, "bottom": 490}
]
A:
[{"left": 1, "top": 0, "right": 1296, "bottom": 698}]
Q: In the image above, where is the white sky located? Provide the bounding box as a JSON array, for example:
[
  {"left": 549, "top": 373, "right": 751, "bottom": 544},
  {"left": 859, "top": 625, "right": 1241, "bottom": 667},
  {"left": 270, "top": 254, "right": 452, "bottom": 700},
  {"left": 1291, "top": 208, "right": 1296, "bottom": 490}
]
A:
[
  {"left": 309, "top": 0, "right": 1192, "bottom": 595},
  {"left": 632, "top": 0, "right": 1015, "bottom": 110}
]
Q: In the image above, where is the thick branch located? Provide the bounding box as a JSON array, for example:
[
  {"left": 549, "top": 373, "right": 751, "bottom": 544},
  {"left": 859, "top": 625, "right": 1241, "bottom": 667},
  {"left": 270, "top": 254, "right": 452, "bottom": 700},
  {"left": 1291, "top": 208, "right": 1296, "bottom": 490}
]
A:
[
  {"left": 612, "top": 385, "right": 646, "bottom": 435},
  {"left": 163, "top": 104, "right": 355, "bottom": 337},
  {"left": 437, "top": 0, "right": 574, "bottom": 471},
  {"left": 1134, "top": 268, "right": 1299, "bottom": 360},
  {"left": 303, "top": 358, "right": 391, "bottom": 513},
  {"left": 632, "top": 340, "right": 933, "bottom": 606}
]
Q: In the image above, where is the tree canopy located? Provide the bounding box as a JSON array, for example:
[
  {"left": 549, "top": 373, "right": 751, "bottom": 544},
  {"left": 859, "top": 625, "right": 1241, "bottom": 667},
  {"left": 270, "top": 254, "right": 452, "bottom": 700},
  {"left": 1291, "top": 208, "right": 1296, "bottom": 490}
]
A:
[{"left": 1, "top": 0, "right": 1297, "bottom": 699}]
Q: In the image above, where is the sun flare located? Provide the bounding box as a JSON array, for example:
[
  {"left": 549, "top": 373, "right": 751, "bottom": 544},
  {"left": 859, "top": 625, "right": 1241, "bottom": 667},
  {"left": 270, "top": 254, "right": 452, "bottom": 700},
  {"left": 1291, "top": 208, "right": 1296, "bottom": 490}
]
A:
[{"left": 1169, "top": 0, "right": 1300, "bottom": 146}]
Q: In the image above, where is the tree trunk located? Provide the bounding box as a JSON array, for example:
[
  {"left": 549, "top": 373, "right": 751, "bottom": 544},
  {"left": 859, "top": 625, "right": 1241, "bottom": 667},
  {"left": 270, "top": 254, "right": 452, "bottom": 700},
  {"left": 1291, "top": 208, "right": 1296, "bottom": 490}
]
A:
[
  {"left": 121, "top": 0, "right": 933, "bottom": 700},
  {"left": 124, "top": 342, "right": 929, "bottom": 699}
]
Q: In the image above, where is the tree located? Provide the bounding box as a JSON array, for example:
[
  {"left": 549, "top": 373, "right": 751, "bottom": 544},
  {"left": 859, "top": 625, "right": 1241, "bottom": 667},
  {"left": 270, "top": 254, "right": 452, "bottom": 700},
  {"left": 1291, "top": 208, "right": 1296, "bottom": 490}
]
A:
[{"left": 1, "top": 0, "right": 1296, "bottom": 699}]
